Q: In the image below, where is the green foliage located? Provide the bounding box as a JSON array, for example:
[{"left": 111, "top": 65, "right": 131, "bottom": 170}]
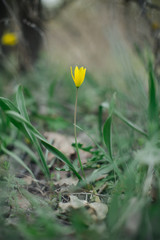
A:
[
  {"left": 148, "top": 60, "right": 159, "bottom": 136},
  {"left": 1, "top": 51, "right": 160, "bottom": 240},
  {"left": 103, "top": 93, "right": 116, "bottom": 160},
  {"left": 0, "top": 86, "right": 82, "bottom": 180}
]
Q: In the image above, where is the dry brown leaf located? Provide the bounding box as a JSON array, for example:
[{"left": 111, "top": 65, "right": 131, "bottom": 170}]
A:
[
  {"left": 22, "top": 175, "right": 33, "bottom": 185},
  {"left": 59, "top": 195, "right": 108, "bottom": 221},
  {"left": 44, "top": 132, "right": 74, "bottom": 160},
  {"left": 55, "top": 177, "right": 78, "bottom": 187},
  {"left": 89, "top": 202, "right": 108, "bottom": 220},
  {"left": 78, "top": 150, "right": 91, "bottom": 164},
  {"left": 59, "top": 195, "right": 87, "bottom": 211},
  {"left": 44, "top": 132, "right": 92, "bottom": 164},
  {"left": 16, "top": 194, "right": 30, "bottom": 210}
]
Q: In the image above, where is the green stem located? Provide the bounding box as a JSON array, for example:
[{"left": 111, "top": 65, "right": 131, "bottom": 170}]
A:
[{"left": 74, "top": 87, "right": 85, "bottom": 179}]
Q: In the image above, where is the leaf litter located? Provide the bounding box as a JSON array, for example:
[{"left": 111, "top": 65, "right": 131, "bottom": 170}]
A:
[{"left": 1, "top": 129, "right": 109, "bottom": 238}]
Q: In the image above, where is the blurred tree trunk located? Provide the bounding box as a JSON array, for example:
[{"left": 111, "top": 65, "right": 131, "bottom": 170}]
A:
[{"left": 0, "top": 0, "right": 43, "bottom": 71}]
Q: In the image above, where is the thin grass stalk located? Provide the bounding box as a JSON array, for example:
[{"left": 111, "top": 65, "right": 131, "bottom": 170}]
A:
[{"left": 74, "top": 87, "right": 85, "bottom": 179}]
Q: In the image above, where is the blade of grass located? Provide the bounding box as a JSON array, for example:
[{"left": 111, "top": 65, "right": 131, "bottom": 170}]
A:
[
  {"left": 16, "top": 85, "right": 50, "bottom": 179},
  {"left": 14, "top": 141, "right": 40, "bottom": 166},
  {"left": 1, "top": 145, "right": 35, "bottom": 178},
  {"left": 79, "top": 157, "right": 126, "bottom": 186},
  {"left": 148, "top": 60, "right": 158, "bottom": 121},
  {"left": 0, "top": 97, "right": 30, "bottom": 138},
  {"left": 98, "top": 105, "right": 103, "bottom": 143},
  {"left": 103, "top": 114, "right": 113, "bottom": 160},
  {"left": 5, "top": 110, "right": 82, "bottom": 180},
  {"left": 114, "top": 110, "right": 148, "bottom": 137},
  {"left": 76, "top": 124, "right": 122, "bottom": 178},
  {"left": 0, "top": 97, "right": 19, "bottom": 112},
  {"left": 103, "top": 93, "right": 116, "bottom": 160},
  {"left": 99, "top": 102, "right": 147, "bottom": 137},
  {"left": 16, "top": 85, "right": 30, "bottom": 121},
  {"left": 148, "top": 60, "right": 159, "bottom": 136},
  {"left": 75, "top": 124, "right": 111, "bottom": 163}
]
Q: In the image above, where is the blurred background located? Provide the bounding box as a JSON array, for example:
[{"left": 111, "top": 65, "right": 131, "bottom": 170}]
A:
[
  {"left": 0, "top": 0, "right": 160, "bottom": 134},
  {"left": 1, "top": 2, "right": 160, "bottom": 240}
]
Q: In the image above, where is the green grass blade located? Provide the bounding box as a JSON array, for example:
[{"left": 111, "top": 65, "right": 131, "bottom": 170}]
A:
[
  {"left": 16, "top": 85, "right": 30, "bottom": 121},
  {"left": 16, "top": 85, "right": 50, "bottom": 179},
  {"left": 100, "top": 101, "right": 147, "bottom": 137},
  {"left": 148, "top": 60, "right": 159, "bottom": 135},
  {"left": 114, "top": 110, "right": 148, "bottom": 137},
  {"left": 76, "top": 124, "right": 111, "bottom": 163},
  {"left": 99, "top": 93, "right": 116, "bottom": 144},
  {"left": 41, "top": 140, "right": 82, "bottom": 180},
  {"left": 6, "top": 111, "right": 45, "bottom": 138},
  {"left": 109, "top": 92, "right": 116, "bottom": 115},
  {"left": 0, "top": 97, "right": 19, "bottom": 112},
  {"left": 1, "top": 145, "right": 35, "bottom": 178},
  {"left": 5, "top": 110, "right": 82, "bottom": 180},
  {"left": 0, "top": 97, "right": 30, "bottom": 137},
  {"left": 80, "top": 157, "right": 126, "bottom": 185},
  {"left": 103, "top": 115, "right": 113, "bottom": 160},
  {"left": 148, "top": 61, "right": 158, "bottom": 121},
  {"left": 102, "top": 94, "right": 117, "bottom": 160},
  {"left": 14, "top": 141, "right": 40, "bottom": 166},
  {"left": 98, "top": 105, "right": 103, "bottom": 143}
]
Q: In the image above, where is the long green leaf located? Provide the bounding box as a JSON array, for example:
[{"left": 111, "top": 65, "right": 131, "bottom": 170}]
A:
[
  {"left": 1, "top": 145, "right": 35, "bottom": 178},
  {"left": 114, "top": 110, "right": 148, "bottom": 137},
  {"left": 16, "top": 85, "right": 50, "bottom": 179},
  {"left": 16, "top": 85, "right": 30, "bottom": 121},
  {"left": 148, "top": 60, "right": 158, "bottom": 135},
  {"left": 0, "top": 97, "right": 19, "bottom": 112},
  {"left": 98, "top": 105, "right": 103, "bottom": 143},
  {"left": 0, "top": 97, "right": 30, "bottom": 137},
  {"left": 99, "top": 102, "right": 147, "bottom": 137},
  {"left": 76, "top": 124, "right": 111, "bottom": 163},
  {"left": 148, "top": 61, "right": 158, "bottom": 121},
  {"left": 103, "top": 115, "right": 113, "bottom": 160},
  {"left": 5, "top": 110, "right": 82, "bottom": 180},
  {"left": 14, "top": 141, "right": 39, "bottom": 166},
  {"left": 103, "top": 94, "right": 116, "bottom": 160},
  {"left": 79, "top": 157, "right": 126, "bottom": 186}
]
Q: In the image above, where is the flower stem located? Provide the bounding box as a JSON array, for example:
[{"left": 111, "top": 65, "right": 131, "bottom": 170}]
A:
[{"left": 74, "top": 87, "right": 85, "bottom": 179}]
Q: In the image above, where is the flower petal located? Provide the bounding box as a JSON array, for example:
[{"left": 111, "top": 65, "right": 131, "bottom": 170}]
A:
[
  {"left": 74, "top": 66, "right": 79, "bottom": 80},
  {"left": 79, "top": 68, "right": 86, "bottom": 86},
  {"left": 70, "top": 66, "right": 86, "bottom": 87},
  {"left": 70, "top": 66, "right": 75, "bottom": 81}
]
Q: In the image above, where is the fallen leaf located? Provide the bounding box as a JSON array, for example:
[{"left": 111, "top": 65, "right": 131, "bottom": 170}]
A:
[
  {"left": 44, "top": 132, "right": 92, "bottom": 164},
  {"left": 59, "top": 195, "right": 87, "bottom": 211},
  {"left": 44, "top": 132, "right": 74, "bottom": 159},
  {"left": 89, "top": 202, "right": 108, "bottom": 220},
  {"left": 22, "top": 175, "right": 33, "bottom": 185},
  {"left": 16, "top": 194, "right": 30, "bottom": 210},
  {"left": 59, "top": 195, "right": 108, "bottom": 221},
  {"left": 55, "top": 177, "right": 78, "bottom": 187}
]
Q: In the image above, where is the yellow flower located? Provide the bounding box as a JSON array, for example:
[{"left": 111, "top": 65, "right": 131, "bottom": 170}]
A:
[
  {"left": 1, "top": 32, "right": 18, "bottom": 46},
  {"left": 70, "top": 66, "right": 86, "bottom": 88},
  {"left": 152, "top": 22, "right": 160, "bottom": 31}
]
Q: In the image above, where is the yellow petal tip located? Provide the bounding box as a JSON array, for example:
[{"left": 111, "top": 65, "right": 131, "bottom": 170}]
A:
[{"left": 70, "top": 66, "right": 86, "bottom": 88}]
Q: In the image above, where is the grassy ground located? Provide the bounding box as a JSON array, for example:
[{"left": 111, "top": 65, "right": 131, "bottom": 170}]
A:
[{"left": 1, "top": 1, "right": 160, "bottom": 240}]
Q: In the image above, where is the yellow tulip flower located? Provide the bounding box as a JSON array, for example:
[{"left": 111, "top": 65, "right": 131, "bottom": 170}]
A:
[
  {"left": 70, "top": 66, "right": 86, "bottom": 88},
  {"left": 1, "top": 32, "right": 18, "bottom": 46},
  {"left": 70, "top": 66, "right": 86, "bottom": 178}
]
